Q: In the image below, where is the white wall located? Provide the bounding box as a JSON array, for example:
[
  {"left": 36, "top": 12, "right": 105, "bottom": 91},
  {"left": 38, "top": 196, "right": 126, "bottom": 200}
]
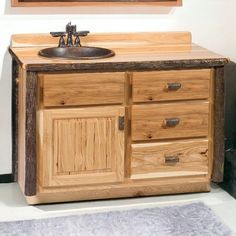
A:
[{"left": 0, "top": 0, "right": 236, "bottom": 174}]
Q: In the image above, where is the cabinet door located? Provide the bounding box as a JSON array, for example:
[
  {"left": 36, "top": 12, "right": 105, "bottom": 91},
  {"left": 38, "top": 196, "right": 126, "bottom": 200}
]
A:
[{"left": 38, "top": 106, "right": 125, "bottom": 188}]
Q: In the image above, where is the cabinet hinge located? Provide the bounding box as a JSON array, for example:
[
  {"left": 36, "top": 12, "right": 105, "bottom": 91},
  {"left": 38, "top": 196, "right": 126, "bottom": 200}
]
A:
[{"left": 118, "top": 116, "right": 125, "bottom": 131}]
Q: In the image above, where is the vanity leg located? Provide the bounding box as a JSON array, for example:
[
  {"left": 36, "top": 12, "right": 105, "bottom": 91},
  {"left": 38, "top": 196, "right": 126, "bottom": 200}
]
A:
[
  {"left": 212, "top": 67, "right": 225, "bottom": 182},
  {"left": 24, "top": 71, "right": 38, "bottom": 196}
]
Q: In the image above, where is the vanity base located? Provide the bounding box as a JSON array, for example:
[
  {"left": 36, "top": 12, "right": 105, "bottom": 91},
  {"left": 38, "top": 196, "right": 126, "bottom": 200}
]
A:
[{"left": 26, "top": 177, "right": 210, "bottom": 205}]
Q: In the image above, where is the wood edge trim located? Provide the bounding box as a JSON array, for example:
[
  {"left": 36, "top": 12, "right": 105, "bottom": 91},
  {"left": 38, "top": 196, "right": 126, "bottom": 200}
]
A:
[{"left": 9, "top": 48, "right": 24, "bottom": 69}]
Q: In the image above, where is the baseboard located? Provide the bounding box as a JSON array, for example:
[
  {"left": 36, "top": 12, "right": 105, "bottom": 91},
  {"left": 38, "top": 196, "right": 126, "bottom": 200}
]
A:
[{"left": 0, "top": 174, "right": 14, "bottom": 183}]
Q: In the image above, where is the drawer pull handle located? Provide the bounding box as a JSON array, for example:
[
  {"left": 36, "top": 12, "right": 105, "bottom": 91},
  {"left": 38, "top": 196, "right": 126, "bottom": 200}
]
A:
[
  {"left": 166, "top": 83, "right": 182, "bottom": 91},
  {"left": 165, "top": 155, "right": 180, "bottom": 164},
  {"left": 163, "top": 118, "right": 180, "bottom": 128}
]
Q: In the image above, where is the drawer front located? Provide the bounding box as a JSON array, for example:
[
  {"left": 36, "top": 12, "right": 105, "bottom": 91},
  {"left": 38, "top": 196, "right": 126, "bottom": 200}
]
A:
[
  {"left": 40, "top": 72, "right": 125, "bottom": 107},
  {"left": 132, "top": 102, "right": 209, "bottom": 141},
  {"left": 131, "top": 139, "right": 209, "bottom": 180},
  {"left": 132, "top": 69, "right": 211, "bottom": 103}
]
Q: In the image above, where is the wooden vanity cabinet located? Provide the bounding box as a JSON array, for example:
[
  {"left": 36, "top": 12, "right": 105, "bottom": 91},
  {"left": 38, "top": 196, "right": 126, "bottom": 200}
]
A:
[
  {"left": 10, "top": 32, "right": 227, "bottom": 204},
  {"left": 17, "top": 68, "right": 214, "bottom": 204}
]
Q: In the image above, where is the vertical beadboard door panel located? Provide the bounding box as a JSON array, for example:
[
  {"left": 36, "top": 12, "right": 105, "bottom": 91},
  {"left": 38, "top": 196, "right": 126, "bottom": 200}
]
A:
[{"left": 38, "top": 106, "right": 125, "bottom": 188}]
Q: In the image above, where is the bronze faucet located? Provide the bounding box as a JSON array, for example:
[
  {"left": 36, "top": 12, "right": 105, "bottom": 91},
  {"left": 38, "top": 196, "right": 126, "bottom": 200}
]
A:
[{"left": 50, "top": 22, "right": 90, "bottom": 48}]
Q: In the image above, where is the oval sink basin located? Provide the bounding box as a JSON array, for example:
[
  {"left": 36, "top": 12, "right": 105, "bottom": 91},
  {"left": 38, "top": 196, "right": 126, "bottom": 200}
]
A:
[{"left": 39, "top": 46, "right": 115, "bottom": 60}]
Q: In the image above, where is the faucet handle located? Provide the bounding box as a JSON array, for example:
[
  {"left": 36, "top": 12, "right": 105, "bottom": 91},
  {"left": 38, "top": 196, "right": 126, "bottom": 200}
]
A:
[
  {"left": 74, "top": 31, "right": 90, "bottom": 47},
  {"left": 50, "top": 32, "right": 66, "bottom": 37},
  {"left": 75, "top": 31, "right": 90, "bottom": 37},
  {"left": 50, "top": 32, "right": 66, "bottom": 48}
]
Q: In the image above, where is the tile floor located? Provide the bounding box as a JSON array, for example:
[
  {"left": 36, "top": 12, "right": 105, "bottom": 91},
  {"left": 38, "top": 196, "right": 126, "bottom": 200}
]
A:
[{"left": 0, "top": 183, "right": 235, "bottom": 234}]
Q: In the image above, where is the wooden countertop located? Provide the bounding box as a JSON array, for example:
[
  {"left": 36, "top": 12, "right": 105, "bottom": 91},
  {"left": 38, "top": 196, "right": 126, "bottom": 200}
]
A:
[{"left": 9, "top": 32, "right": 229, "bottom": 72}]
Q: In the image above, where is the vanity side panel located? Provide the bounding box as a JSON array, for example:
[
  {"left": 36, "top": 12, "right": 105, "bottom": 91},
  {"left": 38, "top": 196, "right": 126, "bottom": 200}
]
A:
[{"left": 12, "top": 59, "right": 19, "bottom": 182}]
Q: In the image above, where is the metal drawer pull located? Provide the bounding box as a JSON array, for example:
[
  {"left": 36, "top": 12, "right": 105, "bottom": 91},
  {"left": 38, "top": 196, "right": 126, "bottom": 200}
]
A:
[
  {"left": 165, "top": 155, "right": 180, "bottom": 164},
  {"left": 163, "top": 118, "right": 180, "bottom": 128},
  {"left": 166, "top": 82, "right": 182, "bottom": 91}
]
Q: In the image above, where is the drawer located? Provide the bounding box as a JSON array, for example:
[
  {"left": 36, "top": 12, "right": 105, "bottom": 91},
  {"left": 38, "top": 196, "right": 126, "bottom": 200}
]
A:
[
  {"left": 132, "top": 101, "right": 209, "bottom": 141},
  {"left": 131, "top": 139, "right": 209, "bottom": 180},
  {"left": 40, "top": 72, "right": 125, "bottom": 107},
  {"left": 132, "top": 69, "right": 211, "bottom": 103}
]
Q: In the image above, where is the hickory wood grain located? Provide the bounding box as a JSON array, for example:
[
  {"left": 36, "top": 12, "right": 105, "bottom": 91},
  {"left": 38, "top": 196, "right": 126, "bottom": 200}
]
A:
[
  {"left": 40, "top": 72, "right": 125, "bottom": 107},
  {"left": 38, "top": 106, "right": 125, "bottom": 187},
  {"left": 131, "top": 139, "right": 209, "bottom": 179},
  {"left": 132, "top": 69, "right": 211, "bottom": 103},
  {"left": 132, "top": 101, "right": 209, "bottom": 141}
]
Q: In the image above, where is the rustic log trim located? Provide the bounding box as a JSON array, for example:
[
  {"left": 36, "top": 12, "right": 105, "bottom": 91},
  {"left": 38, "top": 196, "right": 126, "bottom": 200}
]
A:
[
  {"left": 12, "top": 59, "right": 19, "bottom": 182},
  {"left": 212, "top": 67, "right": 225, "bottom": 182},
  {"left": 24, "top": 72, "right": 38, "bottom": 196},
  {"left": 24, "top": 59, "right": 227, "bottom": 73}
]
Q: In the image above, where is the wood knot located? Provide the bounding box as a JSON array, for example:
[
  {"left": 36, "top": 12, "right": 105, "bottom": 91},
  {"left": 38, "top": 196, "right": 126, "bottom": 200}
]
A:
[
  {"left": 135, "top": 191, "right": 143, "bottom": 197},
  {"left": 200, "top": 149, "right": 208, "bottom": 157}
]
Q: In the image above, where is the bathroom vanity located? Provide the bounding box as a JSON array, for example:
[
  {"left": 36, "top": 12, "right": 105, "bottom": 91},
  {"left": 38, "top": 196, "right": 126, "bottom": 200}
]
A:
[{"left": 9, "top": 32, "right": 228, "bottom": 204}]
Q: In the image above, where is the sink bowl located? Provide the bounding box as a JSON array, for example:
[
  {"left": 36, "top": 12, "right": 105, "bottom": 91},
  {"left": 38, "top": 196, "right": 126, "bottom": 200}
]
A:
[{"left": 38, "top": 46, "right": 115, "bottom": 60}]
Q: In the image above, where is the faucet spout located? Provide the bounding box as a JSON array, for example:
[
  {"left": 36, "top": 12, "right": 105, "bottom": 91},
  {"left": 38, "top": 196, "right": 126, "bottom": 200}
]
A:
[{"left": 66, "top": 22, "right": 77, "bottom": 47}]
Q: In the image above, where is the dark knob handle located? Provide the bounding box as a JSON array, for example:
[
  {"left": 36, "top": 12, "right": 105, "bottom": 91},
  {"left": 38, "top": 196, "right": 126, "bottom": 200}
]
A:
[
  {"left": 163, "top": 118, "right": 180, "bottom": 128},
  {"left": 50, "top": 32, "right": 66, "bottom": 37},
  {"left": 166, "top": 82, "right": 182, "bottom": 91},
  {"left": 165, "top": 155, "right": 180, "bottom": 164}
]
